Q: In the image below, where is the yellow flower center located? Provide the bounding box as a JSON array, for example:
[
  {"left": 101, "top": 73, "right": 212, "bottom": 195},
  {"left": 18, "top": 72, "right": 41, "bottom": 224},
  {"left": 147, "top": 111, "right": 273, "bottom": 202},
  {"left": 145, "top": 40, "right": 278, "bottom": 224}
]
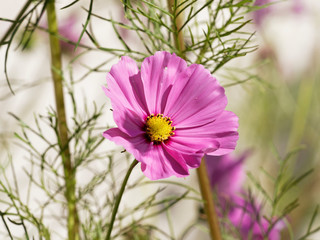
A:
[{"left": 145, "top": 114, "right": 175, "bottom": 144}]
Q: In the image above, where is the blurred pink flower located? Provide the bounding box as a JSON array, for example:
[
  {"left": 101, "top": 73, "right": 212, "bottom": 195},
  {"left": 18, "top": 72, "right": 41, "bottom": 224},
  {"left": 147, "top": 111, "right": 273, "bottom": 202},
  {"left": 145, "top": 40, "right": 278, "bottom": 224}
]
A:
[
  {"left": 42, "top": 13, "right": 82, "bottom": 54},
  {"left": 253, "top": 0, "right": 273, "bottom": 26},
  {"left": 103, "top": 51, "right": 239, "bottom": 180},
  {"left": 205, "top": 153, "right": 246, "bottom": 198},
  {"left": 253, "top": 0, "right": 306, "bottom": 27},
  {"left": 292, "top": 0, "right": 304, "bottom": 14},
  {"left": 206, "top": 153, "right": 285, "bottom": 239},
  {"left": 58, "top": 14, "right": 81, "bottom": 54},
  {"left": 228, "top": 196, "right": 284, "bottom": 240}
]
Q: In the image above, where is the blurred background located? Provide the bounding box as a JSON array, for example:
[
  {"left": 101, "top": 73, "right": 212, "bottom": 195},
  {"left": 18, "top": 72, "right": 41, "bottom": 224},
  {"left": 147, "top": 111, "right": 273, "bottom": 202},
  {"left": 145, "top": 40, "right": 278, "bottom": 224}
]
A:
[{"left": 1, "top": 0, "right": 320, "bottom": 239}]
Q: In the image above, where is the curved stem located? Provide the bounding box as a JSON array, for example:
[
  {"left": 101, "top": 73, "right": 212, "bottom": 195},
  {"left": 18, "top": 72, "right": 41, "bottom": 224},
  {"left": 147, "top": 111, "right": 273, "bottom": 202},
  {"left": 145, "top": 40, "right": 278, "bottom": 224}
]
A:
[
  {"left": 105, "top": 159, "right": 139, "bottom": 240},
  {"left": 196, "top": 159, "right": 222, "bottom": 240},
  {"left": 0, "top": 1, "right": 32, "bottom": 45},
  {"left": 46, "top": 1, "right": 79, "bottom": 240}
]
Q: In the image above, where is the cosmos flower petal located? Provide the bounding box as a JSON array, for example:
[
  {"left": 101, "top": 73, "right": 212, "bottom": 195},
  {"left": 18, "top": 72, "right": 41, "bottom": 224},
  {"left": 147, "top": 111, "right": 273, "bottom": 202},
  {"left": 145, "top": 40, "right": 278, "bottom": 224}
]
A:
[
  {"left": 176, "top": 111, "right": 238, "bottom": 155},
  {"left": 105, "top": 56, "right": 148, "bottom": 116},
  {"left": 205, "top": 153, "right": 247, "bottom": 197},
  {"left": 140, "top": 145, "right": 189, "bottom": 180},
  {"left": 140, "top": 51, "right": 189, "bottom": 114},
  {"left": 105, "top": 128, "right": 190, "bottom": 180},
  {"left": 164, "top": 64, "right": 228, "bottom": 127},
  {"left": 162, "top": 145, "right": 190, "bottom": 173},
  {"left": 109, "top": 106, "right": 145, "bottom": 137},
  {"left": 165, "top": 143, "right": 204, "bottom": 168},
  {"left": 206, "top": 111, "right": 239, "bottom": 156},
  {"left": 181, "top": 153, "right": 203, "bottom": 168},
  {"left": 169, "top": 136, "right": 220, "bottom": 155},
  {"left": 103, "top": 128, "right": 150, "bottom": 160}
]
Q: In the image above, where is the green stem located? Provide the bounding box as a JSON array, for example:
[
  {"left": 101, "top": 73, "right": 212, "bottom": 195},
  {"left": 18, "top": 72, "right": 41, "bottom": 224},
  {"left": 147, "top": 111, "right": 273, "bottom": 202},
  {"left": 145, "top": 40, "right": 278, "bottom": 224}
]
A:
[
  {"left": 167, "top": 0, "right": 185, "bottom": 58},
  {"left": 106, "top": 159, "right": 139, "bottom": 240},
  {"left": 286, "top": 76, "right": 315, "bottom": 152},
  {"left": 196, "top": 159, "right": 222, "bottom": 240},
  {"left": 46, "top": 1, "right": 79, "bottom": 240}
]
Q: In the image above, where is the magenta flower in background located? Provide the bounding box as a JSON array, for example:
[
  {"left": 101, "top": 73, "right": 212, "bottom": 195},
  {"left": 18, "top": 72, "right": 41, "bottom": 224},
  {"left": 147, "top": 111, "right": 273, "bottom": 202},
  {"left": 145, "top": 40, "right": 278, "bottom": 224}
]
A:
[
  {"left": 253, "top": 0, "right": 273, "bottom": 26},
  {"left": 292, "top": 0, "right": 304, "bottom": 14},
  {"left": 228, "top": 196, "right": 284, "bottom": 240},
  {"left": 58, "top": 14, "right": 80, "bottom": 53},
  {"left": 205, "top": 153, "right": 247, "bottom": 198},
  {"left": 206, "top": 153, "right": 285, "bottom": 239},
  {"left": 253, "top": 0, "right": 306, "bottom": 27},
  {"left": 42, "top": 13, "right": 82, "bottom": 54},
  {"left": 103, "top": 51, "right": 238, "bottom": 180}
]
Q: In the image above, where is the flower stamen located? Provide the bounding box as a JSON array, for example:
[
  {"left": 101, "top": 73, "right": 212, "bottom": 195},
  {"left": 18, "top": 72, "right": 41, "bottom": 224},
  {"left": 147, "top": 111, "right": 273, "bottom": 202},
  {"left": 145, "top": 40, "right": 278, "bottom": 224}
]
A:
[{"left": 145, "top": 114, "right": 175, "bottom": 144}]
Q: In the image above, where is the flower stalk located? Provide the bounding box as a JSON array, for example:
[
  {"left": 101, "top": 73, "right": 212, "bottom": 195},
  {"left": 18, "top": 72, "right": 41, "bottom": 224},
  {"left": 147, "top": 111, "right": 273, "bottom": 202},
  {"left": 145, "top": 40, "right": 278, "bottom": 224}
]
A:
[
  {"left": 167, "top": 0, "right": 185, "bottom": 58},
  {"left": 197, "top": 159, "right": 222, "bottom": 240},
  {"left": 46, "top": 1, "right": 79, "bottom": 240},
  {"left": 106, "top": 159, "right": 139, "bottom": 240}
]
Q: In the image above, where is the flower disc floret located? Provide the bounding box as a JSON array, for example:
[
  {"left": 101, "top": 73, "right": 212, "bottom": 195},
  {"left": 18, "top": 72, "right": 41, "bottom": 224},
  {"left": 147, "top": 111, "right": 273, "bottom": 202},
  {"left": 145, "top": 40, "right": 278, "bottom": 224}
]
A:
[{"left": 145, "top": 114, "right": 175, "bottom": 144}]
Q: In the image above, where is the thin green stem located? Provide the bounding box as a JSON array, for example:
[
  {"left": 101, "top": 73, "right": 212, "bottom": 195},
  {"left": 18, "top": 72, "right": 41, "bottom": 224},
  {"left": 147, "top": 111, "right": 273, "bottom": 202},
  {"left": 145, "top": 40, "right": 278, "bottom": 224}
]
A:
[
  {"left": 0, "top": 212, "right": 14, "bottom": 240},
  {"left": 46, "top": 1, "right": 79, "bottom": 240},
  {"left": 286, "top": 76, "right": 315, "bottom": 152},
  {"left": 196, "top": 159, "right": 222, "bottom": 240},
  {"left": 0, "top": 0, "right": 33, "bottom": 46},
  {"left": 106, "top": 159, "right": 139, "bottom": 240},
  {"left": 167, "top": 0, "right": 185, "bottom": 58}
]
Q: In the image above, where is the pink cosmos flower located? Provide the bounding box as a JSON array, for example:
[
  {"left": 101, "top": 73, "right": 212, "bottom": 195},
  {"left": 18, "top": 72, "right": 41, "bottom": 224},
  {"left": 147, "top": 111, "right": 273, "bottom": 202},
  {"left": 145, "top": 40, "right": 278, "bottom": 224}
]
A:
[{"left": 103, "top": 51, "right": 238, "bottom": 180}]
